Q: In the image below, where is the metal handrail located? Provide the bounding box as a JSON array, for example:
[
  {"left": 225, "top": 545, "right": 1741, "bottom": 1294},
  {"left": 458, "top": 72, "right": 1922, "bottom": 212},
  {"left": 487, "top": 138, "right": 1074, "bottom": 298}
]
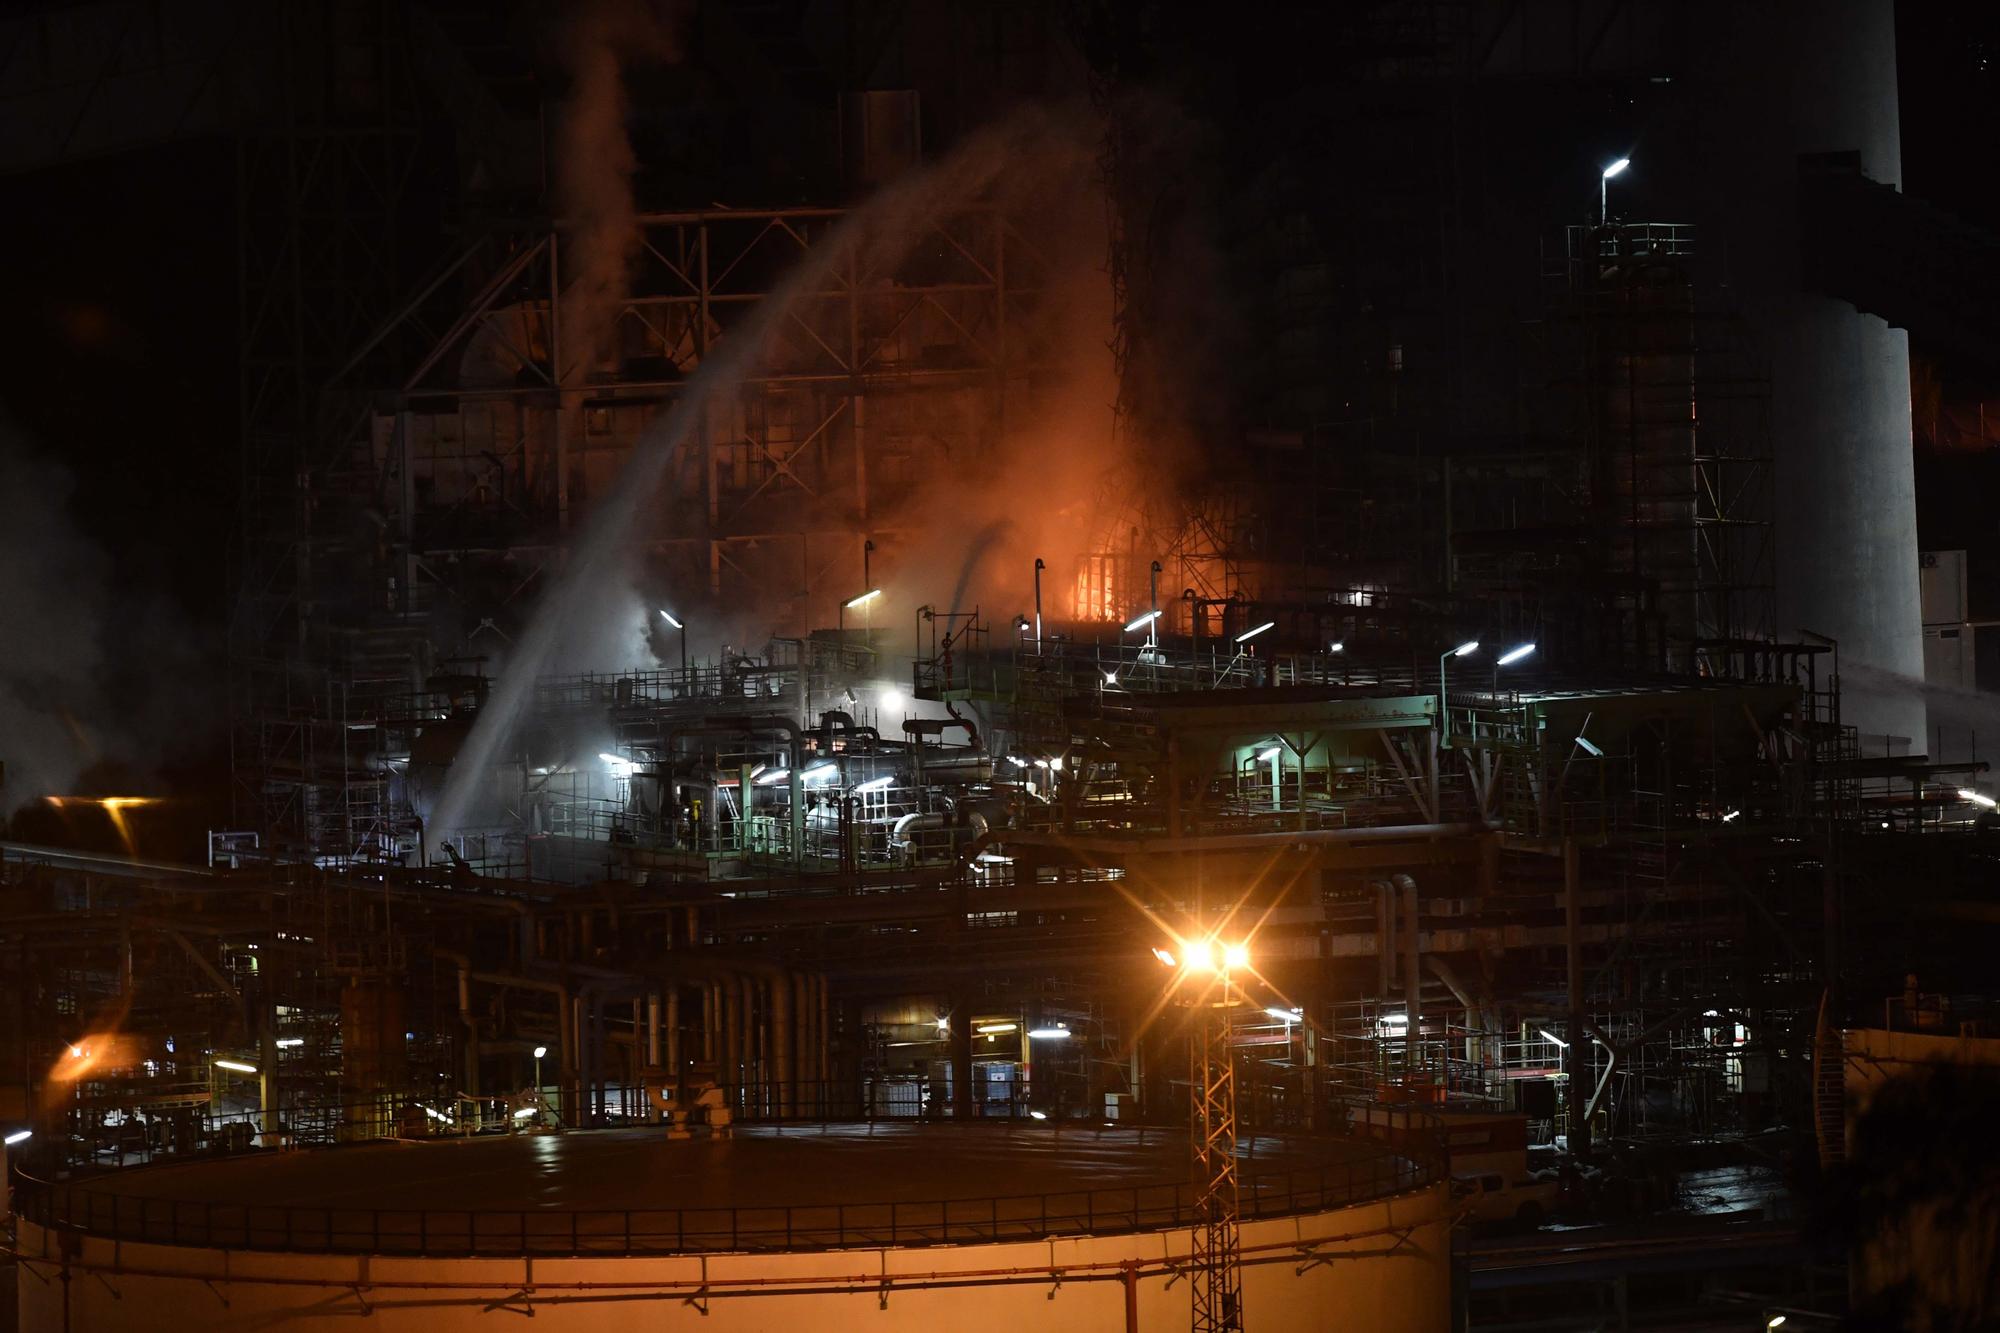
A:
[{"left": 14, "top": 1129, "right": 1442, "bottom": 1259}]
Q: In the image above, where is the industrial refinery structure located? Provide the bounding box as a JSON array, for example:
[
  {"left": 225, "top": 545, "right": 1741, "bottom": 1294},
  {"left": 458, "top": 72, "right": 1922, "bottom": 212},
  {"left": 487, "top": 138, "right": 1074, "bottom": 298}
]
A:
[{"left": 5, "top": 1, "right": 2000, "bottom": 1329}]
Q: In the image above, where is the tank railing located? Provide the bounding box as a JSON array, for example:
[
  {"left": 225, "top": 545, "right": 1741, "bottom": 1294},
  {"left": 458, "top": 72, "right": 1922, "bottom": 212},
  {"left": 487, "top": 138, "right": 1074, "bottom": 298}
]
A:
[{"left": 14, "top": 1133, "right": 1441, "bottom": 1258}]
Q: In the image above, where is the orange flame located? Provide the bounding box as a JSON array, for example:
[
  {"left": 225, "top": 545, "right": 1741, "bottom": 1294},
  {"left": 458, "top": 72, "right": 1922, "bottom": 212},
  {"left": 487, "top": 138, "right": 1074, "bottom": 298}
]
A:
[{"left": 42, "top": 796, "right": 160, "bottom": 855}]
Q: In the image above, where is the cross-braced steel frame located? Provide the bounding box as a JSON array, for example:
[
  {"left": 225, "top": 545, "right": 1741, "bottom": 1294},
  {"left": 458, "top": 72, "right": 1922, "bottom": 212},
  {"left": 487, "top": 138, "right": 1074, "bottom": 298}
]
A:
[{"left": 1190, "top": 982, "right": 1243, "bottom": 1332}]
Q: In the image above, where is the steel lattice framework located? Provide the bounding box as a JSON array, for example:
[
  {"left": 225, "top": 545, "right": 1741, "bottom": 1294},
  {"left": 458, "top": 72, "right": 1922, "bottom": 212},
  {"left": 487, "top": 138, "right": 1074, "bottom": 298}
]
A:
[{"left": 1190, "top": 981, "right": 1244, "bottom": 1332}]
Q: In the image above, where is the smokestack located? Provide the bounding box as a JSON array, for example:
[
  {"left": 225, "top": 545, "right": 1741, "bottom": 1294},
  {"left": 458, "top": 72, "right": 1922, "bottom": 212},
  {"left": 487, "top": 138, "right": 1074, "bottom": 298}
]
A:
[{"left": 1710, "top": 0, "right": 1925, "bottom": 752}]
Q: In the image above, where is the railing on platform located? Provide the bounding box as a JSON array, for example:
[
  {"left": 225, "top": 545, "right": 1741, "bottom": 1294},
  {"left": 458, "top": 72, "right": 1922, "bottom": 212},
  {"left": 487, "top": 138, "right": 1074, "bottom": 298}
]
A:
[{"left": 15, "top": 1125, "right": 1442, "bottom": 1258}]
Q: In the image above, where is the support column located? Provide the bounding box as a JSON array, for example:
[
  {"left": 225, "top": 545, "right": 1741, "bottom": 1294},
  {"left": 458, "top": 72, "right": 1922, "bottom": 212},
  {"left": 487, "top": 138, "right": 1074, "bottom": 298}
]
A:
[
  {"left": 1564, "top": 837, "right": 1589, "bottom": 1156},
  {"left": 951, "top": 997, "right": 975, "bottom": 1120},
  {"left": 666, "top": 985, "right": 682, "bottom": 1080},
  {"left": 1401, "top": 875, "right": 1421, "bottom": 1080},
  {"left": 771, "top": 973, "right": 793, "bottom": 1118}
]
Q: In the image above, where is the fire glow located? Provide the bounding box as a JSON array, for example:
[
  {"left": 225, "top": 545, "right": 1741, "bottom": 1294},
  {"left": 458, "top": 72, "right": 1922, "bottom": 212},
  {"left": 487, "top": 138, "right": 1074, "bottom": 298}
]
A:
[{"left": 43, "top": 796, "right": 162, "bottom": 855}]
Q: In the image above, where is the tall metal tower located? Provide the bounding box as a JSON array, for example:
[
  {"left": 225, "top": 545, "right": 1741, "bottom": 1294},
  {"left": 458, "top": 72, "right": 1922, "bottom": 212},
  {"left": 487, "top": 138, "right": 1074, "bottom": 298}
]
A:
[{"left": 1189, "top": 968, "right": 1244, "bottom": 1331}]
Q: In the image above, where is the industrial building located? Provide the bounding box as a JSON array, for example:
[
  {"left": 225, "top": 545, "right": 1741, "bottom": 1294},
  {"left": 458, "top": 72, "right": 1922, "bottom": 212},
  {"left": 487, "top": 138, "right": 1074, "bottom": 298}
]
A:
[{"left": 4, "top": 1, "right": 2000, "bottom": 1329}]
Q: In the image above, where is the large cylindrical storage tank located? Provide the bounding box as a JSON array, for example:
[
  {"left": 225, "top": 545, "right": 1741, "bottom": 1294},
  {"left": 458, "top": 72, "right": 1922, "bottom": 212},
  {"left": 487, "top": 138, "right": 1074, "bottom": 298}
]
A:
[{"left": 14, "top": 1125, "right": 1453, "bottom": 1331}]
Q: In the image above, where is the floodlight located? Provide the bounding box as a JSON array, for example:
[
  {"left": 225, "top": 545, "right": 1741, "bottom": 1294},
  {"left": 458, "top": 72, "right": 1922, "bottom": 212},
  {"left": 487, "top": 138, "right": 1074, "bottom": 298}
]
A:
[{"left": 1123, "top": 609, "right": 1162, "bottom": 633}]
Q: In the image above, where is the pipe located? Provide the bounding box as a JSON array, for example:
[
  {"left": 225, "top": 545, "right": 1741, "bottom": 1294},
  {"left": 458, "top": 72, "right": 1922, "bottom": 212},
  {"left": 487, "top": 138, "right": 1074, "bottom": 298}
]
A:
[
  {"left": 436, "top": 950, "right": 480, "bottom": 1096},
  {"left": 771, "top": 972, "right": 793, "bottom": 1117},
  {"left": 1001, "top": 822, "right": 1488, "bottom": 856},
  {"left": 1393, "top": 874, "right": 1420, "bottom": 1041},
  {"left": 817, "top": 974, "right": 831, "bottom": 1113},
  {"left": 646, "top": 991, "right": 661, "bottom": 1069}
]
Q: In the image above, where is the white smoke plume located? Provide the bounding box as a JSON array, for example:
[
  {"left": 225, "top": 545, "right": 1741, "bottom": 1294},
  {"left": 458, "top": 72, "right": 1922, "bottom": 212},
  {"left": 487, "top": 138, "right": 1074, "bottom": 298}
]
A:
[
  {"left": 554, "top": 0, "right": 681, "bottom": 378},
  {"left": 0, "top": 422, "right": 211, "bottom": 817}
]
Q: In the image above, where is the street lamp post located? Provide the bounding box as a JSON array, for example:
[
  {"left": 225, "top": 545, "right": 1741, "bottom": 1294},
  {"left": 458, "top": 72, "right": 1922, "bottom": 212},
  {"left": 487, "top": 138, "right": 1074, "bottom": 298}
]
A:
[
  {"left": 1148, "top": 561, "right": 1162, "bottom": 650},
  {"left": 1493, "top": 641, "right": 1536, "bottom": 696},
  {"left": 533, "top": 1045, "right": 547, "bottom": 1104},
  {"left": 840, "top": 588, "right": 882, "bottom": 659},
  {"left": 1439, "top": 640, "right": 1479, "bottom": 746},
  {"left": 659, "top": 610, "right": 687, "bottom": 691},
  {"left": 1157, "top": 937, "right": 1249, "bottom": 1332},
  {"left": 1033, "top": 557, "right": 1045, "bottom": 647},
  {"left": 1600, "top": 157, "right": 1630, "bottom": 225}
]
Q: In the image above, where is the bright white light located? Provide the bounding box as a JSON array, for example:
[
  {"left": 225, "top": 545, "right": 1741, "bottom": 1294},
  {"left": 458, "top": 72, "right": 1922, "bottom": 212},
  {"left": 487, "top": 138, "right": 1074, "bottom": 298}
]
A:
[
  {"left": 1959, "top": 787, "right": 1997, "bottom": 809},
  {"left": 1328, "top": 641, "right": 1344, "bottom": 653},
  {"left": 659, "top": 609, "right": 683, "bottom": 629},
  {"left": 1267, "top": 1007, "right": 1303, "bottom": 1023},
  {"left": 1377, "top": 1013, "right": 1409, "bottom": 1030},
  {"left": 1186, "top": 941, "right": 1219, "bottom": 973},
  {"left": 1051, "top": 756, "right": 1064, "bottom": 771},
  {"left": 1236, "top": 621, "right": 1275, "bottom": 643},
  {"left": 3, "top": 1130, "right": 30, "bottom": 1146},
  {"left": 1033, "top": 758, "right": 1051, "bottom": 769},
  {"left": 1497, "top": 642, "right": 1536, "bottom": 666},
  {"left": 1574, "top": 736, "right": 1604, "bottom": 757},
  {"left": 1539, "top": 1029, "right": 1569, "bottom": 1049},
  {"left": 1223, "top": 942, "right": 1249, "bottom": 969},
  {"left": 599, "top": 752, "right": 633, "bottom": 774},
  {"left": 1007, "top": 757, "right": 1029, "bottom": 769},
  {"left": 854, "top": 775, "right": 895, "bottom": 794},
  {"left": 756, "top": 768, "right": 790, "bottom": 786},
  {"left": 1721, "top": 809, "right": 1741, "bottom": 822},
  {"left": 1766, "top": 1319, "right": 1786, "bottom": 1331},
  {"left": 1123, "top": 609, "right": 1162, "bottom": 632},
  {"left": 214, "top": 1059, "right": 258, "bottom": 1074},
  {"left": 843, "top": 588, "right": 882, "bottom": 609},
  {"left": 422, "top": 1105, "right": 452, "bottom": 1122},
  {"left": 533, "top": 1046, "right": 548, "bottom": 1059},
  {"left": 1027, "top": 1027, "right": 1072, "bottom": 1040},
  {"left": 1603, "top": 157, "right": 1630, "bottom": 179},
  {"left": 275, "top": 1037, "right": 304, "bottom": 1048},
  {"left": 1257, "top": 746, "right": 1281, "bottom": 762},
  {"left": 975, "top": 1023, "right": 1018, "bottom": 1035},
  {"left": 513, "top": 1107, "right": 537, "bottom": 1120},
  {"left": 935, "top": 1017, "right": 950, "bottom": 1033},
  {"left": 880, "top": 689, "right": 905, "bottom": 713},
  {"left": 1450, "top": 640, "right": 1479, "bottom": 658},
  {"left": 802, "top": 762, "right": 839, "bottom": 784},
  {"left": 1103, "top": 671, "right": 1118, "bottom": 685},
  {"left": 1029, "top": 1110, "right": 1048, "bottom": 1120},
  {"left": 67, "top": 1046, "right": 83, "bottom": 1058},
  {"left": 1151, "top": 947, "right": 1177, "bottom": 968}
]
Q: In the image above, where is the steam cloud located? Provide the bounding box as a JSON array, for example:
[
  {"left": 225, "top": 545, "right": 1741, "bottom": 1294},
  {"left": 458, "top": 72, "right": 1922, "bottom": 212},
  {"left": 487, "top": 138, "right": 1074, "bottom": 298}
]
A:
[
  {"left": 427, "top": 108, "right": 1105, "bottom": 841},
  {"left": 554, "top": 0, "right": 681, "bottom": 377},
  {"left": 0, "top": 422, "right": 209, "bottom": 816}
]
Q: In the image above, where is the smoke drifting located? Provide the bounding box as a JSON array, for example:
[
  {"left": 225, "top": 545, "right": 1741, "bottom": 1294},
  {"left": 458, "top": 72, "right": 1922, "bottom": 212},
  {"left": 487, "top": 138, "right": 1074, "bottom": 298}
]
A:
[
  {"left": 429, "top": 108, "right": 1106, "bottom": 842},
  {"left": 554, "top": 0, "right": 681, "bottom": 377},
  {"left": 0, "top": 423, "right": 210, "bottom": 817}
]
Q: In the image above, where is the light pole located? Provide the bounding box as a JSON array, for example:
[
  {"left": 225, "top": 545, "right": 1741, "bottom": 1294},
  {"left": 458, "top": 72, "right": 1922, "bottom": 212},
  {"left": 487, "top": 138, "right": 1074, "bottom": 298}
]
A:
[
  {"left": 1148, "top": 560, "right": 1162, "bottom": 650},
  {"left": 1439, "top": 640, "right": 1479, "bottom": 746},
  {"left": 1032, "top": 557, "right": 1045, "bottom": 647},
  {"left": 659, "top": 610, "right": 687, "bottom": 690},
  {"left": 1493, "top": 641, "right": 1535, "bottom": 696},
  {"left": 1158, "top": 937, "right": 1249, "bottom": 1332},
  {"left": 1600, "top": 157, "right": 1629, "bottom": 225},
  {"left": 533, "top": 1045, "right": 547, "bottom": 1101},
  {"left": 840, "top": 588, "right": 882, "bottom": 659}
]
